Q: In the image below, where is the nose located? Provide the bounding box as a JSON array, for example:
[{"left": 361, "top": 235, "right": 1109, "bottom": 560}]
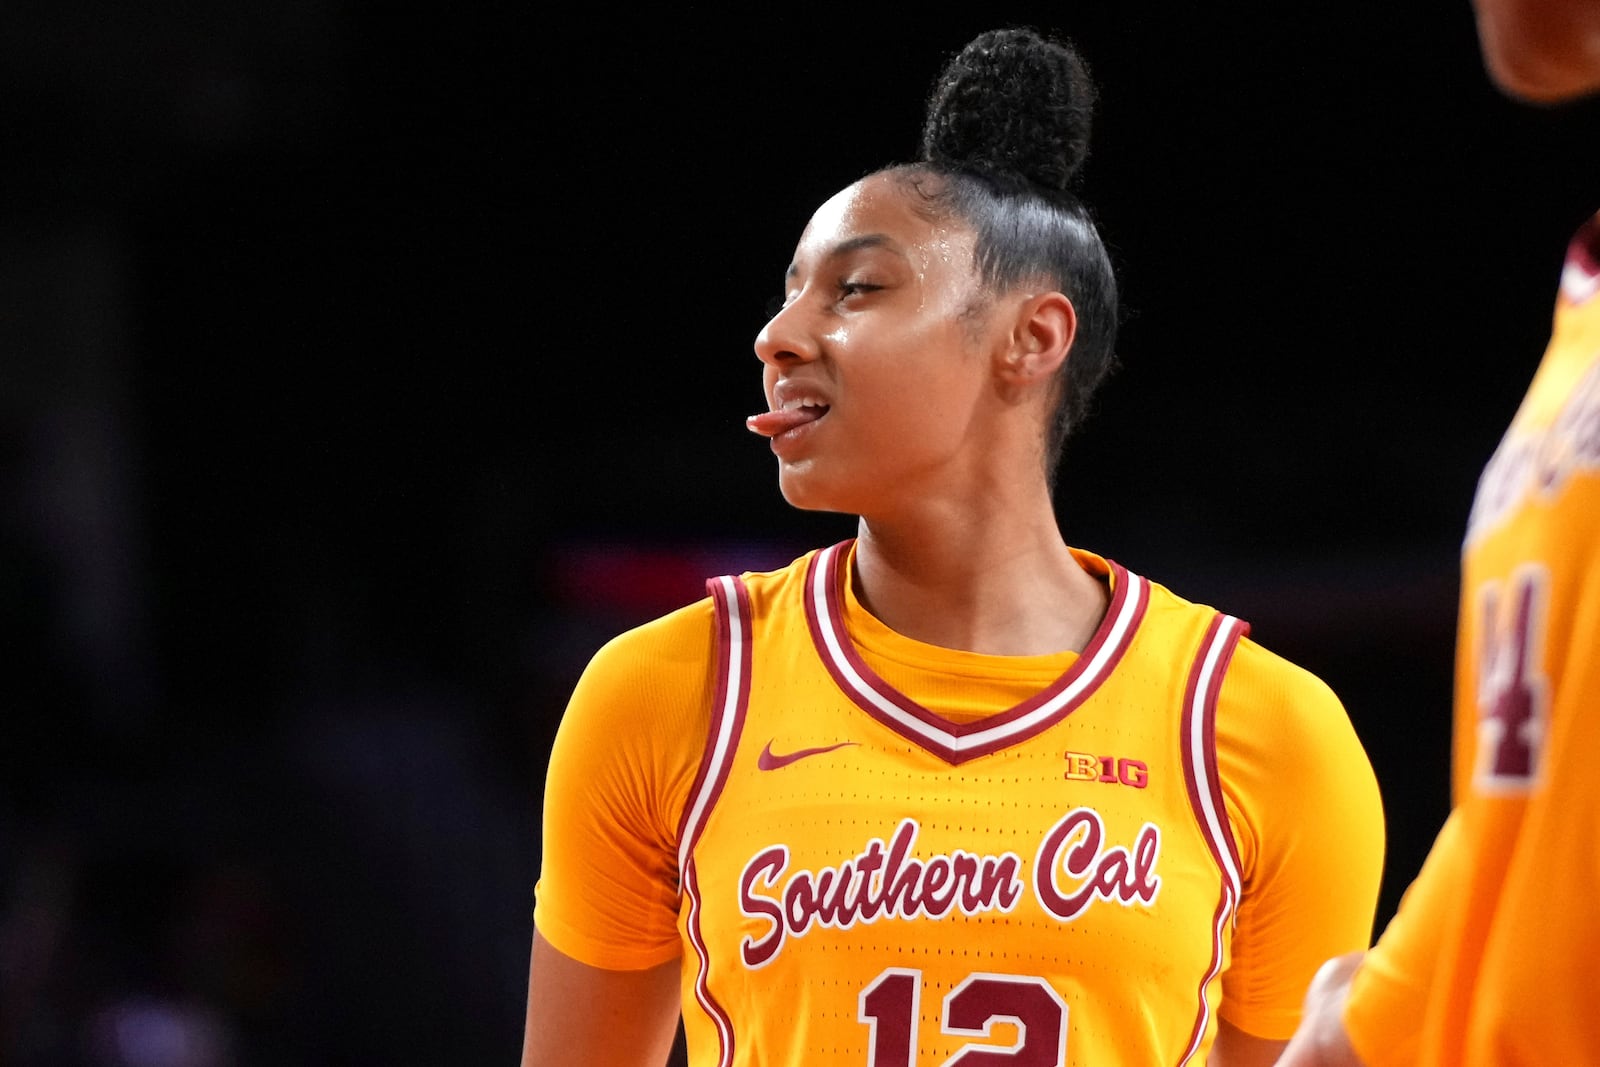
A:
[{"left": 754, "top": 296, "right": 817, "bottom": 368}]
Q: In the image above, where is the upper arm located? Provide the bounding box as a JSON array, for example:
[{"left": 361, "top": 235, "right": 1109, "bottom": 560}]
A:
[
  {"left": 534, "top": 601, "right": 716, "bottom": 970},
  {"left": 522, "top": 928, "right": 682, "bottom": 1067},
  {"left": 525, "top": 609, "right": 712, "bottom": 1063},
  {"left": 1214, "top": 640, "right": 1387, "bottom": 1039}
]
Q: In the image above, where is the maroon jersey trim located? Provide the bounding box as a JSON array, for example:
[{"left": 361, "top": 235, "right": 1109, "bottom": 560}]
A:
[
  {"left": 803, "top": 538, "right": 1149, "bottom": 765},
  {"left": 1561, "top": 212, "right": 1600, "bottom": 304},
  {"left": 677, "top": 573, "right": 754, "bottom": 1066},
  {"left": 1176, "top": 611, "right": 1249, "bottom": 1065}
]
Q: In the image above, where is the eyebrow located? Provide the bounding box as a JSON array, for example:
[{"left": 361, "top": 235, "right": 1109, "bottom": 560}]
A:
[{"left": 784, "top": 233, "right": 897, "bottom": 281}]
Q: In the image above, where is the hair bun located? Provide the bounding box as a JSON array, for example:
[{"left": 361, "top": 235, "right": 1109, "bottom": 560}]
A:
[{"left": 919, "top": 27, "right": 1097, "bottom": 195}]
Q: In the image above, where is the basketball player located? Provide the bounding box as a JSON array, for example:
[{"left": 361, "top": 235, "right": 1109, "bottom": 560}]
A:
[
  {"left": 1276, "top": 1, "right": 1600, "bottom": 1064},
  {"left": 523, "top": 27, "right": 1385, "bottom": 1067}
]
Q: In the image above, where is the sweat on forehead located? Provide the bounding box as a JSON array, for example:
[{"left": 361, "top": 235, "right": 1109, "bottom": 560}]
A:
[{"left": 787, "top": 175, "right": 975, "bottom": 276}]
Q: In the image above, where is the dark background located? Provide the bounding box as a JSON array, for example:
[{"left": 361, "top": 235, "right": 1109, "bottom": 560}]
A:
[{"left": 3, "top": 3, "right": 1598, "bottom": 1064}]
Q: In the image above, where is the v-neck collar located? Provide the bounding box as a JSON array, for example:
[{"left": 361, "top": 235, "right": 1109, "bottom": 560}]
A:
[{"left": 802, "top": 539, "right": 1149, "bottom": 765}]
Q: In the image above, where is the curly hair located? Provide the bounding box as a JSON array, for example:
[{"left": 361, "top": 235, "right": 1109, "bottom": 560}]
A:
[{"left": 883, "top": 26, "right": 1120, "bottom": 472}]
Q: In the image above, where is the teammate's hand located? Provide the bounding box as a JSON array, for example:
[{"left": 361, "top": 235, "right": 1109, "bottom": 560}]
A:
[{"left": 1272, "top": 951, "right": 1367, "bottom": 1067}]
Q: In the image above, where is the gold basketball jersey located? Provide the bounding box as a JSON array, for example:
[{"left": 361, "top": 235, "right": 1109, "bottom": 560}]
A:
[
  {"left": 676, "top": 541, "right": 1251, "bottom": 1066},
  {"left": 1344, "top": 214, "right": 1600, "bottom": 1067}
]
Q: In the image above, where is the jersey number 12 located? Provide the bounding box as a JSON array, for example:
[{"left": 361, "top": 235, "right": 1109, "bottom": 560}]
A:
[{"left": 859, "top": 967, "right": 1068, "bottom": 1065}]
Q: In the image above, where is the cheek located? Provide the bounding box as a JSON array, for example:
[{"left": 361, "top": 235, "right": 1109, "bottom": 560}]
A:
[
  {"left": 859, "top": 330, "right": 981, "bottom": 441},
  {"left": 904, "top": 319, "right": 987, "bottom": 399}
]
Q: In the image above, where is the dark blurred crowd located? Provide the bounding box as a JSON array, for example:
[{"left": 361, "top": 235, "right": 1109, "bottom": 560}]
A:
[{"left": 2, "top": 3, "right": 1514, "bottom": 1063}]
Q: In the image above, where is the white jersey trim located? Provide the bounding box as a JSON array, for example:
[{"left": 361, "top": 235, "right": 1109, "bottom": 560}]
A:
[{"left": 807, "top": 541, "right": 1146, "bottom": 756}]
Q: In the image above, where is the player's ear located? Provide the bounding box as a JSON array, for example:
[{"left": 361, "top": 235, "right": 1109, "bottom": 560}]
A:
[{"left": 997, "top": 291, "right": 1076, "bottom": 386}]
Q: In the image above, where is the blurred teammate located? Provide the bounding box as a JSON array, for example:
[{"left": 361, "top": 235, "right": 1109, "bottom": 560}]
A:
[
  {"left": 1276, "top": 1, "right": 1600, "bottom": 1064},
  {"left": 524, "top": 26, "right": 1384, "bottom": 1067}
]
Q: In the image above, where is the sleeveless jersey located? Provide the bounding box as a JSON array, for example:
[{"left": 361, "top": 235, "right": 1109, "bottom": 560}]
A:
[
  {"left": 677, "top": 542, "right": 1251, "bottom": 1066},
  {"left": 1343, "top": 213, "right": 1600, "bottom": 1065}
]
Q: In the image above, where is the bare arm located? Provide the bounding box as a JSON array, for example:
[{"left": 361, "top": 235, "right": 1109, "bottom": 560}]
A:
[
  {"left": 1209, "top": 1016, "right": 1286, "bottom": 1067},
  {"left": 1471, "top": 0, "right": 1600, "bottom": 102},
  {"left": 521, "top": 928, "right": 682, "bottom": 1067},
  {"left": 1272, "top": 952, "right": 1369, "bottom": 1067}
]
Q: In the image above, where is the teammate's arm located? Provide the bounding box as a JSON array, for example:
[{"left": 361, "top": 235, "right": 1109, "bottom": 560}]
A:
[
  {"left": 1470, "top": 0, "right": 1600, "bottom": 101},
  {"left": 521, "top": 929, "right": 681, "bottom": 1067},
  {"left": 1273, "top": 952, "right": 1368, "bottom": 1067}
]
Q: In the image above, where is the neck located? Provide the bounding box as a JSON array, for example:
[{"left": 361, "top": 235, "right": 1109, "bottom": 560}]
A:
[{"left": 850, "top": 507, "right": 1109, "bottom": 656}]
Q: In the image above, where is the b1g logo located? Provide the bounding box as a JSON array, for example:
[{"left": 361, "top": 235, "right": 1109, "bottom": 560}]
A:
[
  {"left": 1475, "top": 565, "right": 1551, "bottom": 792},
  {"left": 1063, "top": 752, "right": 1148, "bottom": 788}
]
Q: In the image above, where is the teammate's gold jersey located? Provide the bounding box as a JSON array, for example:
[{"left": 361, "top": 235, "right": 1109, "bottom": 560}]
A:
[
  {"left": 1345, "top": 214, "right": 1600, "bottom": 1066},
  {"left": 536, "top": 544, "right": 1384, "bottom": 1066}
]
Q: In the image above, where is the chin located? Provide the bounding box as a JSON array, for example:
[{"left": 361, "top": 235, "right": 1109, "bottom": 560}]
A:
[
  {"left": 777, "top": 468, "right": 840, "bottom": 514},
  {"left": 778, "top": 484, "right": 827, "bottom": 512}
]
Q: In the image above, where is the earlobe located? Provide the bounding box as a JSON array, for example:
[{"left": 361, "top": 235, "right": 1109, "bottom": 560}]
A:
[{"left": 999, "top": 291, "right": 1076, "bottom": 385}]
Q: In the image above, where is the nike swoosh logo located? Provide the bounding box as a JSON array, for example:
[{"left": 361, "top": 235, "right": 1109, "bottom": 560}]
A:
[{"left": 758, "top": 739, "right": 858, "bottom": 771}]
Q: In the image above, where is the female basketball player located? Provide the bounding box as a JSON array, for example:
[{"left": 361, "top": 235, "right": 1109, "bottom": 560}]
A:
[
  {"left": 523, "top": 27, "right": 1384, "bottom": 1067},
  {"left": 1278, "top": 0, "right": 1600, "bottom": 1063}
]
